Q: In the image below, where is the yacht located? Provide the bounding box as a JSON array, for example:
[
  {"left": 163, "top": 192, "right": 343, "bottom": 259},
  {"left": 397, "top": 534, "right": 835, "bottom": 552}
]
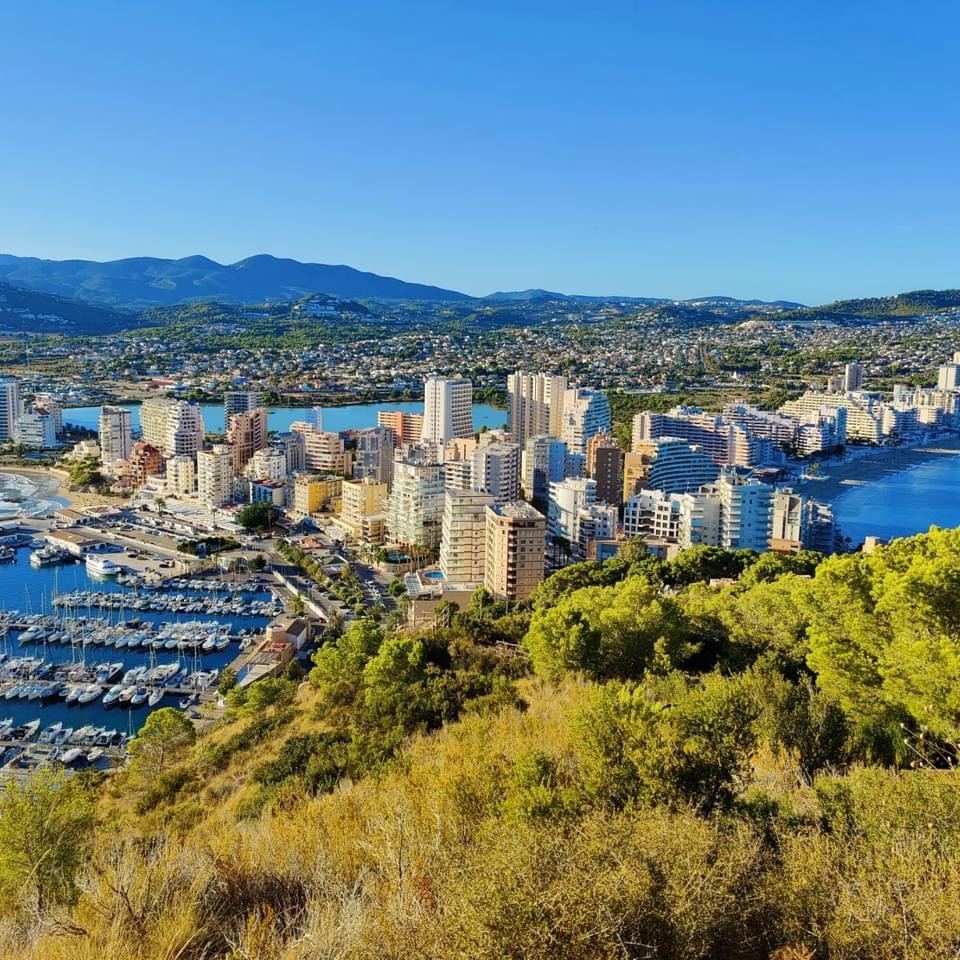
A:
[
  {"left": 130, "top": 687, "right": 149, "bottom": 707},
  {"left": 85, "top": 555, "right": 122, "bottom": 578},
  {"left": 147, "top": 688, "right": 164, "bottom": 707},
  {"left": 102, "top": 684, "right": 124, "bottom": 707},
  {"left": 60, "top": 747, "right": 84, "bottom": 765}
]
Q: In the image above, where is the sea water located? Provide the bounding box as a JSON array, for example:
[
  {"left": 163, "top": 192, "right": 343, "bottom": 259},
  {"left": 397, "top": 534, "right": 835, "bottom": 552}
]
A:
[{"left": 833, "top": 453, "right": 960, "bottom": 545}]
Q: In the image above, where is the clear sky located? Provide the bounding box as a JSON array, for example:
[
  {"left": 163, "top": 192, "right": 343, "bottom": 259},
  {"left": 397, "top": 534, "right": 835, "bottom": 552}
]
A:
[{"left": 2, "top": 1, "right": 958, "bottom": 303}]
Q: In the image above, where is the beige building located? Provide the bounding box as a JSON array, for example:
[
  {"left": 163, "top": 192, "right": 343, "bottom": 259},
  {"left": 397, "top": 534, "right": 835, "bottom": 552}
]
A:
[
  {"left": 197, "top": 444, "right": 235, "bottom": 510},
  {"left": 507, "top": 370, "right": 567, "bottom": 444},
  {"left": 165, "top": 454, "right": 196, "bottom": 497},
  {"left": 484, "top": 501, "right": 546, "bottom": 601},
  {"left": 226, "top": 407, "right": 268, "bottom": 472},
  {"left": 291, "top": 422, "right": 352, "bottom": 475},
  {"left": 439, "top": 489, "right": 494, "bottom": 586},
  {"left": 140, "top": 398, "right": 205, "bottom": 458},
  {"left": 340, "top": 477, "right": 388, "bottom": 544}
]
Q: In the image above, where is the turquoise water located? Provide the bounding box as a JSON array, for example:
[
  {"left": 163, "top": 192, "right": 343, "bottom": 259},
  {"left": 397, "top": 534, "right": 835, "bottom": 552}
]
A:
[
  {"left": 63, "top": 401, "right": 506, "bottom": 435},
  {"left": 833, "top": 452, "right": 960, "bottom": 545}
]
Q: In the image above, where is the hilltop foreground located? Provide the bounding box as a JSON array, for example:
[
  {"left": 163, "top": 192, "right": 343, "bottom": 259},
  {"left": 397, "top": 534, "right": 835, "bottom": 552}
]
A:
[{"left": 2, "top": 531, "right": 960, "bottom": 958}]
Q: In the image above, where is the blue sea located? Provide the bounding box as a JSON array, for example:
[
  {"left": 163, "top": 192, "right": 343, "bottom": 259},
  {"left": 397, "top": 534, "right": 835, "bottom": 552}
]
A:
[
  {"left": 63, "top": 401, "right": 506, "bottom": 435},
  {"left": 833, "top": 452, "right": 960, "bottom": 545}
]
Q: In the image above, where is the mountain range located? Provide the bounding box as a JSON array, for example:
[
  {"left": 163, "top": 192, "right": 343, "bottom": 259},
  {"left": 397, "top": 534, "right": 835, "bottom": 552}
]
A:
[{"left": 0, "top": 253, "right": 471, "bottom": 309}]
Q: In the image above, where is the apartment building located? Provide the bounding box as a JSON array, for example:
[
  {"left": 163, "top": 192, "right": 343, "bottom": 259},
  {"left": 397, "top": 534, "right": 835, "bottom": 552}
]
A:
[
  {"left": 484, "top": 501, "right": 546, "bottom": 601},
  {"left": 386, "top": 454, "right": 445, "bottom": 550},
  {"left": 197, "top": 444, "right": 235, "bottom": 510},
  {"left": 522, "top": 434, "right": 567, "bottom": 510},
  {"left": 292, "top": 474, "right": 342, "bottom": 517},
  {"left": 548, "top": 476, "right": 596, "bottom": 559},
  {"left": 223, "top": 391, "right": 260, "bottom": 419},
  {"left": 244, "top": 448, "right": 288, "bottom": 484},
  {"left": 377, "top": 410, "right": 423, "bottom": 446},
  {"left": 471, "top": 440, "right": 521, "bottom": 501},
  {"left": 631, "top": 438, "right": 720, "bottom": 494},
  {"left": 124, "top": 442, "right": 164, "bottom": 491},
  {"left": 507, "top": 370, "right": 567, "bottom": 444},
  {"left": 340, "top": 477, "right": 388, "bottom": 544},
  {"left": 166, "top": 454, "right": 196, "bottom": 497},
  {"left": 291, "top": 422, "right": 352, "bottom": 475},
  {"left": 439, "top": 488, "right": 495, "bottom": 585},
  {"left": 421, "top": 377, "right": 473, "bottom": 442},
  {"left": 140, "top": 398, "right": 205, "bottom": 458},
  {"left": 226, "top": 407, "right": 268, "bottom": 472},
  {"left": 0, "top": 378, "right": 22, "bottom": 443},
  {"left": 560, "top": 387, "right": 611, "bottom": 455},
  {"left": 98, "top": 405, "right": 133, "bottom": 466}
]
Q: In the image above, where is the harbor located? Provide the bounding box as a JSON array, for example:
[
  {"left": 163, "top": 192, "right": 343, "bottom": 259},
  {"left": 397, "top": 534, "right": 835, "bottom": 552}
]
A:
[{"left": 0, "top": 536, "right": 281, "bottom": 763}]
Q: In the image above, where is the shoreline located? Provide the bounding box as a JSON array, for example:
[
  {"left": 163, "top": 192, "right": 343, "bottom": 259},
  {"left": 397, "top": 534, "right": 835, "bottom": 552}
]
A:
[
  {"left": 0, "top": 466, "right": 122, "bottom": 514},
  {"left": 793, "top": 436, "right": 960, "bottom": 504}
]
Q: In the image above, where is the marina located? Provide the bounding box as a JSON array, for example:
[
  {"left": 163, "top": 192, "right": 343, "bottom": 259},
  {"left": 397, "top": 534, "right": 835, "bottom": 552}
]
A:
[{"left": 0, "top": 537, "right": 278, "bottom": 755}]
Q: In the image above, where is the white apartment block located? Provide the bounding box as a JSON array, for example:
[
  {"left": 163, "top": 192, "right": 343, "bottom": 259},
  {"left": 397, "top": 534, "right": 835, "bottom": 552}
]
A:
[
  {"left": 0, "top": 378, "right": 21, "bottom": 443},
  {"left": 197, "top": 444, "right": 235, "bottom": 510},
  {"left": 471, "top": 440, "right": 521, "bottom": 501},
  {"left": 14, "top": 409, "right": 57, "bottom": 449},
  {"left": 98, "top": 405, "right": 133, "bottom": 466},
  {"left": 507, "top": 370, "right": 567, "bottom": 444},
  {"left": 386, "top": 454, "right": 446, "bottom": 550},
  {"left": 439, "top": 488, "right": 495, "bottom": 585},
  {"left": 421, "top": 377, "right": 473, "bottom": 442},
  {"left": 560, "top": 387, "right": 611, "bottom": 455},
  {"left": 245, "top": 448, "right": 288, "bottom": 484},
  {"left": 632, "top": 437, "right": 720, "bottom": 494},
  {"left": 548, "top": 476, "right": 596, "bottom": 558},
  {"left": 140, "top": 398, "right": 205, "bottom": 458}
]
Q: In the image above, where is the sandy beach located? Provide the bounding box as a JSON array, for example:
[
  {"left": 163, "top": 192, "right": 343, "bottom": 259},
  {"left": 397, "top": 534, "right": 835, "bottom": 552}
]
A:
[
  {"left": 793, "top": 435, "right": 960, "bottom": 503},
  {"left": 0, "top": 466, "right": 125, "bottom": 513}
]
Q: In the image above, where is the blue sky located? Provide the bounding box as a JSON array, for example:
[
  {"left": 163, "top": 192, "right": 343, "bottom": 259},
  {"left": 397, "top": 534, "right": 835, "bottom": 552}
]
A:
[{"left": 1, "top": 1, "right": 958, "bottom": 303}]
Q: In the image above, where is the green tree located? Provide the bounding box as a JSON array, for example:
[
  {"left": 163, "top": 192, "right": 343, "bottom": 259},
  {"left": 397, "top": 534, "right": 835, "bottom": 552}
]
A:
[
  {"left": 523, "top": 575, "right": 692, "bottom": 680},
  {"left": 237, "top": 501, "right": 279, "bottom": 532},
  {"left": 217, "top": 666, "right": 239, "bottom": 695},
  {"left": 0, "top": 769, "right": 94, "bottom": 911},
  {"left": 127, "top": 708, "right": 197, "bottom": 782}
]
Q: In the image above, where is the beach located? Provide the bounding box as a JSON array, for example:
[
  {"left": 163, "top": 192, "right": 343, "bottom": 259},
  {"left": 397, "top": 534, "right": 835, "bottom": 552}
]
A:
[
  {"left": 794, "top": 435, "right": 960, "bottom": 503},
  {"left": 0, "top": 466, "right": 123, "bottom": 514}
]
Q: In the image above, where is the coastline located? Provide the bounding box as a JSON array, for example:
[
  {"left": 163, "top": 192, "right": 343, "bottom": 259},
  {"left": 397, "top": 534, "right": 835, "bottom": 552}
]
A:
[
  {"left": 793, "top": 435, "right": 960, "bottom": 504},
  {"left": 0, "top": 466, "right": 121, "bottom": 513}
]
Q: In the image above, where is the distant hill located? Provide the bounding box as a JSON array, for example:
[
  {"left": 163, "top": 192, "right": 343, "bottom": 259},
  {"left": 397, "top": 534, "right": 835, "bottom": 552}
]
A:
[
  {"left": 763, "top": 289, "right": 960, "bottom": 325},
  {"left": 0, "top": 253, "right": 470, "bottom": 309},
  {"left": 0, "top": 282, "right": 131, "bottom": 335},
  {"left": 484, "top": 288, "right": 568, "bottom": 302}
]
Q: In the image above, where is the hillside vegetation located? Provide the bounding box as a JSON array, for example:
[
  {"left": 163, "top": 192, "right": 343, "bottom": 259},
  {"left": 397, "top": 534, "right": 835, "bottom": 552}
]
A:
[
  {"left": 765, "top": 288, "right": 960, "bottom": 325},
  {"left": 2, "top": 531, "right": 960, "bottom": 957}
]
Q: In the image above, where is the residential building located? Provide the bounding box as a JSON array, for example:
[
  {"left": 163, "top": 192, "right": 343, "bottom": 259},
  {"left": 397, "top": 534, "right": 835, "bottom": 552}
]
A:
[
  {"left": 249, "top": 479, "right": 285, "bottom": 507},
  {"left": 588, "top": 433, "right": 625, "bottom": 508},
  {"left": 484, "top": 501, "right": 546, "bottom": 601},
  {"left": 226, "top": 407, "right": 268, "bottom": 472},
  {"left": 843, "top": 362, "right": 864, "bottom": 392},
  {"left": 351, "top": 426, "right": 394, "bottom": 486},
  {"left": 98, "top": 405, "right": 133, "bottom": 466},
  {"left": 140, "top": 398, "right": 204, "bottom": 458},
  {"left": 439, "top": 489, "right": 495, "bottom": 585},
  {"left": 14, "top": 408, "right": 58, "bottom": 448},
  {"left": 560, "top": 387, "right": 611, "bottom": 455},
  {"left": 386, "top": 453, "right": 445, "bottom": 551},
  {"left": 292, "top": 474, "right": 342, "bottom": 517},
  {"left": 196, "top": 444, "right": 235, "bottom": 510},
  {"left": 377, "top": 410, "right": 423, "bottom": 446},
  {"left": 224, "top": 391, "right": 260, "bottom": 419},
  {"left": 702, "top": 470, "right": 773, "bottom": 552},
  {"left": 507, "top": 370, "right": 567, "bottom": 444},
  {"left": 291, "top": 422, "right": 351, "bottom": 475},
  {"left": 624, "top": 489, "right": 684, "bottom": 543},
  {"left": 0, "top": 378, "right": 21, "bottom": 442},
  {"left": 421, "top": 377, "right": 473, "bottom": 442},
  {"left": 33, "top": 394, "right": 63, "bottom": 439},
  {"left": 780, "top": 392, "right": 886, "bottom": 443},
  {"left": 548, "top": 476, "right": 596, "bottom": 559},
  {"left": 245, "top": 448, "right": 287, "bottom": 484},
  {"left": 124, "top": 442, "right": 164, "bottom": 491},
  {"left": 937, "top": 363, "right": 960, "bottom": 392},
  {"left": 340, "top": 477, "right": 389, "bottom": 544},
  {"left": 522, "top": 434, "right": 567, "bottom": 510},
  {"left": 577, "top": 502, "right": 619, "bottom": 559},
  {"left": 631, "top": 438, "right": 720, "bottom": 494},
  {"left": 166, "top": 455, "right": 196, "bottom": 497},
  {"left": 471, "top": 440, "right": 521, "bottom": 501},
  {"left": 272, "top": 431, "right": 306, "bottom": 475}
]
